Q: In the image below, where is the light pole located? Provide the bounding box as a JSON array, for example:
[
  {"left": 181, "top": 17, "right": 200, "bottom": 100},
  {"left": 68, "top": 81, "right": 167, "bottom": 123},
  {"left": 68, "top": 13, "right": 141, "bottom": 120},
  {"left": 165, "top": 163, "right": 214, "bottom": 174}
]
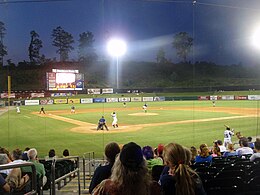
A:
[{"left": 107, "top": 38, "right": 127, "bottom": 89}]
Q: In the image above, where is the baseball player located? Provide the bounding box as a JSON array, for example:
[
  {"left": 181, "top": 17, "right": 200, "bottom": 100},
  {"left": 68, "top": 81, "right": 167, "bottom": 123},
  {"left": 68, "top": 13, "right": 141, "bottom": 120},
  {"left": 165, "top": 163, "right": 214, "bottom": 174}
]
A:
[
  {"left": 223, "top": 125, "right": 234, "bottom": 147},
  {"left": 39, "top": 106, "right": 46, "bottom": 114},
  {"left": 71, "top": 105, "right": 75, "bottom": 113},
  {"left": 16, "top": 106, "right": 21, "bottom": 114},
  {"left": 111, "top": 112, "right": 118, "bottom": 128},
  {"left": 143, "top": 103, "right": 148, "bottom": 113}
]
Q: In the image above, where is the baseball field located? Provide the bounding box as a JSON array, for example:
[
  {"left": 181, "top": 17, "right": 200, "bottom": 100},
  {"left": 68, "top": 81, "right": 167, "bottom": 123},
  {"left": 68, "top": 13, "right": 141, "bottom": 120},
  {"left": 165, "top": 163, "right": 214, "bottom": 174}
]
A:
[{"left": 0, "top": 99, "right": 259, "bottom": 158}]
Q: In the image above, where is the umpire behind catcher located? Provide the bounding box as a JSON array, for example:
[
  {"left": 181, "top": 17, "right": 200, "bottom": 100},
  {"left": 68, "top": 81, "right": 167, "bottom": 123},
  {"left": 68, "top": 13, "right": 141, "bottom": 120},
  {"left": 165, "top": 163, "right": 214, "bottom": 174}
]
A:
[{"left": 97, "top": 116, "right": 109, "bottom": 131}]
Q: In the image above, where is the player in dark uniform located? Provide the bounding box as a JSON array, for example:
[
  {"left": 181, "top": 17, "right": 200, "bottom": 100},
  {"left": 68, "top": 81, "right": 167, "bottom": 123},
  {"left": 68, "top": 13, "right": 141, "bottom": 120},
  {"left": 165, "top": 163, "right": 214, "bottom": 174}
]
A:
[
  {"left": 39, "top": 106, "right": 45, "bottom": 114},
  {"left": 71, "top": 105, "right": 75, "bottom": 113},
  {"left": 97, "top": 116, "right": 109, "bottom": 131}
]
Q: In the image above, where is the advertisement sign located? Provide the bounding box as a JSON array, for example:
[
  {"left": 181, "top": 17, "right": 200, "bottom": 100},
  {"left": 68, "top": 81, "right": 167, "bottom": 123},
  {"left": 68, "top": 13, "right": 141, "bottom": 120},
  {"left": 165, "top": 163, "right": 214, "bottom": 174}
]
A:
[
  {"left": 81, "top": 98, "right": 93, "bottom": 104},
  {"left": 54, "top": 99, "right": 68, "bottom": 104},
  {"left": 93, "top": 98, "right": 105, "bottom": 103},
  {"left": 106, "top": 98, "right": 119, "bottom": 103},
  {"left": 198, "top": 96, "right": 210, "bottom": 100},
  {"left": 68, "top": 99, "right": 80, "bottom": 104},
  {"left": 25, "top": 100, "right": 40, "bottom": 105},
  {"left": 248, "top": 95, "right": 260, "bottom": 100},
  {"left": 87, "top": 88, "right": 101, "bottom": 95},
  {"left": 235, "top": 96, "right": 248, "bottom": 100},
  {"left": 40, "top": 99, "right": 54, "bottom": 105},
  {"left": 1, "top": 93, "right": 16, "bottom": 98},
  {"left": 222, "top": 95, "right": 235, "bottom": 100},
  {"left": 119, "top": 97, "right": 131, "bottom": 102},
  {"left": 154, "top": 96, "right": 165, "bottom": 101},
  {"left": 102, "top": 88, "right": 113, "bottom": 94},
  {"left": 131, "top": 97, "right": 142, "bottom": 102},
  {"left": 143, "top": 97, "right": 154, "bottom": 102}
]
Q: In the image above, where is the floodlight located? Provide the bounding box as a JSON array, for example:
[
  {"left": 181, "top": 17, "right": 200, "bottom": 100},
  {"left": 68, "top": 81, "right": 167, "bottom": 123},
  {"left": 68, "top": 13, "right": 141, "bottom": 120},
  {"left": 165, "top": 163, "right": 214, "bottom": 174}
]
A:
[{"left": 107, "top": 38, "right": 127, "bottom": 57}]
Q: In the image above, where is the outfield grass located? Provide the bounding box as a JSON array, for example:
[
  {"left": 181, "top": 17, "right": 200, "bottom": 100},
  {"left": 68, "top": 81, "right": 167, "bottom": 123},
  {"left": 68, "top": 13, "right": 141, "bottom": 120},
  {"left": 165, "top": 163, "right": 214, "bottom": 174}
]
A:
[{"left": 0, "top": 100, "right": 259, "bottom": 158}]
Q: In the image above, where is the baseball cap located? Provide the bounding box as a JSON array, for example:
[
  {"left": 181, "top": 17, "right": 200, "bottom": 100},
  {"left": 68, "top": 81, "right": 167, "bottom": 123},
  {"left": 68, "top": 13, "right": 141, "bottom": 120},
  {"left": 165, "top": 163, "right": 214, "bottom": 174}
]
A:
[{"left": 120, "top": 142, "right": 144, "bottom": 171}]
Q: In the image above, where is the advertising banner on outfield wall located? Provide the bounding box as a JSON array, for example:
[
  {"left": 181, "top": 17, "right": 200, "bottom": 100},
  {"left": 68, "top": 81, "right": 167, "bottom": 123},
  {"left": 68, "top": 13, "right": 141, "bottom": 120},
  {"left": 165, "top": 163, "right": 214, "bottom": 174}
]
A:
[
  {"left": 102, "top": 88, "right": 113, "bottom": 94},
  {"left": 93, "top": 98, "right": 105, "bottom": 103},
  {"left": 106, "top": 98, "right": 118, "bottom": 102},
  {"left": 235, "top": 96, "right": 248, "bottom": 100},
  {"left": 154, "top": 97, "right": 165, "bottom": 101},
  {"left": 210, "top": 96, "right": 219, "bottom": 100},
  {"left": 68, "top": 99, "right": 80, "bottom": 104},
  {"left": 25, "top": 100, "right": 40, "bottom": 105},
  {"left": 119, "top": 97, "right": 130, "bottom": 102},
  {"left": 143, "top": 97, "right": 154, "bottom": 102},
  {"left": 40, "top": 99, "right": 54, "bottom": 105},
  {"left": 54, "top": 99, "right": 68, "bottom": 104},
  {"left": 87, "top": 88, "right": 101, "bottom": 94},
  {"left": 222, "top": 95, "right": 235, "bottom": 100},
  {"left": 81, "top": 98, "right": 93, "bottom": 104},
  {"left": 198, "top": 96, "right": 210, "bottom": 100},
  {"left": 248, "top": 95, "right": 260, "bottom": 100},
  {"left": 131, "top": 97, "right": 142, "bottom": 102},
  {"left": 31, "top": 93, "right": 44, "bottom": 98}
]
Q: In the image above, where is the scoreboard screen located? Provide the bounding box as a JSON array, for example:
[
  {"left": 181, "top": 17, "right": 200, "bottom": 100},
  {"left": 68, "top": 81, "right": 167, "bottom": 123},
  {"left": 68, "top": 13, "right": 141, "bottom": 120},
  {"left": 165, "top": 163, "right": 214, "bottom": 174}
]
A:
[{"left": 46, "top": 69, "right": 84, "bottom": 91}]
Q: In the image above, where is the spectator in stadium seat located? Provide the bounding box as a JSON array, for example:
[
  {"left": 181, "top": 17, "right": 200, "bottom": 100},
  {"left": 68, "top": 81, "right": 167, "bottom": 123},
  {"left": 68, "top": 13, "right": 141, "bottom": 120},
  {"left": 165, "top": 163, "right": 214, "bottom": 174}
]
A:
[
  {"left": 21, "top": 148, "right": 47, "bottom": 186},
  {"left": 247, "top": 137, "right": 255, "bottom": 149},
  {"left": 195, "top": 144, "right": 212, "bottom": 163},
  {"left": 190, "top": 146, "right": 198, "bottom": 164},
  {"left": 236, "top": 137, "right": 254, "bottom": 156},
  {"left": 216, "top": 140, "right": 226, "bottom": 154},
  {"left": 250, "top": 138, "right": 260, "bottom": 162},
  {"left": 63, "top": 149, "right": 70, "bottom": 157},
  {"left": 22, "top": 147, "right": 30, "bottom": 161},
  {"left": 223, "top": 143, "right": 237, "bottom": 157},
  {"left": 92, "top": 142, "right": 161, "bottom": 195},
  {"left": 89, "top": 142, "right": 121, "bottom": 194},
  {"left": 211, "top": 146, "right": 221, "bottom": 157},
  {"left": 45, "top": 149, "right": 57, "bottom": 160},
  {"left": 9, "top": 149, "right": 24, "bottom": 165},
  {"left": 142, "top": 145, "right": 163, "bottom": 171},
  {"left": 159, "top": 142, "right": 206, "bottom": 195},
  {"left": 0, "top": 154, "right": 12, "bottom": 176}
]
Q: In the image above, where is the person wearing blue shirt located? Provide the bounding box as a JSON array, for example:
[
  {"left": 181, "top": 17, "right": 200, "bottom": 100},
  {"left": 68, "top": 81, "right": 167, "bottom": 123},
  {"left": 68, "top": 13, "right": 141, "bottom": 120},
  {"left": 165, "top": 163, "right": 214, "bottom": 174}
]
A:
[{"left": 97, "top": 116, "right": 109, "bottom": 131}]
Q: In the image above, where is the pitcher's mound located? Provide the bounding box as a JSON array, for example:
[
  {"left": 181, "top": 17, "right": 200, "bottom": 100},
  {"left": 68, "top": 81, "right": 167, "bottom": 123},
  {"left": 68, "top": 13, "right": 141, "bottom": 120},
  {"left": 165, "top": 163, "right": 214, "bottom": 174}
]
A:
[{"left": 129, "top": 113, "right": 158, "bottom": 116}]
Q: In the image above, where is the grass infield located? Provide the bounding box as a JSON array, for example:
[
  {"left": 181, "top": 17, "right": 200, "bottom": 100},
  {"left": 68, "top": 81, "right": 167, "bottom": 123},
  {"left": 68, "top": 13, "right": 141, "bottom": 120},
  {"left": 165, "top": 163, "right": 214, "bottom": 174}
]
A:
[{"left": 0, "top": 100, "right": 259, "bottom": 158}]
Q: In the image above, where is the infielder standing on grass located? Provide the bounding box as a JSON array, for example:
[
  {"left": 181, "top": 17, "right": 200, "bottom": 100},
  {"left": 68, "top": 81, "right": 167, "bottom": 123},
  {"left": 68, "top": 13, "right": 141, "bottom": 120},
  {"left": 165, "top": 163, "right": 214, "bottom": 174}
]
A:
[
  {"left": 223, "top": 125, "right": 234, "bottom": 147},
  {"left": 111, "top": 112, "right": 118, "bottom": 128}
]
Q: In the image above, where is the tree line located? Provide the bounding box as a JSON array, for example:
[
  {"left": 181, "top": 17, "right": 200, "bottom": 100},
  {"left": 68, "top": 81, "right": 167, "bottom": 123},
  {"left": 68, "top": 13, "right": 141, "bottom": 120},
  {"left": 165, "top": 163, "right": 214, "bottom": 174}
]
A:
[{"left": 0, "top": 20, "right": 193, "bottom": 67}]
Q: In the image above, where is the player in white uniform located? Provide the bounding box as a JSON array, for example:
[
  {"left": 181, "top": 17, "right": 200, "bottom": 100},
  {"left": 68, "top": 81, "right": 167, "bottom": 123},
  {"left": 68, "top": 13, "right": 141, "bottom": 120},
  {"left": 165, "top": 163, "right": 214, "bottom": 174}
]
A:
[
  {"left": 16, "top": 106, "right": 21, "bottom": 114},
  {"left": 111, "top": 112, "right": 118, "bottom": 128},
  {"left": 223, "top": 126, "right": 234, "bottom": 147}
]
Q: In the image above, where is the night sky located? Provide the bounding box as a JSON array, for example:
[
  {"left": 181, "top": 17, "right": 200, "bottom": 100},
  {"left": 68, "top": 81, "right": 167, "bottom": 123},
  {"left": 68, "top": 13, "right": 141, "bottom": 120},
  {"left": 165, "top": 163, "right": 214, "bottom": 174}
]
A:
[{"left": 0, "top": 0, "right": 260, "bottom": 65}]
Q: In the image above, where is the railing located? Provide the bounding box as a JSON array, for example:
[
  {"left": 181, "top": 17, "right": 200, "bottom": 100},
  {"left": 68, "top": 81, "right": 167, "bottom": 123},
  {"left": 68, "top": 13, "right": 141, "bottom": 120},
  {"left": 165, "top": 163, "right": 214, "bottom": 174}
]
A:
[
  {"left": 49, "top": 156, "right": 80, "bottom": 195},
  {"left": 82, "top": 152, "right": 95, "bottom": 189},
  {"left": 0, "top": 162, "right": 37, "bottom": 195}
]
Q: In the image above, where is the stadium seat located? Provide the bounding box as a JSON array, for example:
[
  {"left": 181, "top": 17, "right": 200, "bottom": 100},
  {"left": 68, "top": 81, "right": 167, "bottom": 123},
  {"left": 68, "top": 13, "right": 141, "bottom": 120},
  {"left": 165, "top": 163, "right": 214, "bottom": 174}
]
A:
[{"left": 205, "top": 177, "right": 246, "bottom": 195}]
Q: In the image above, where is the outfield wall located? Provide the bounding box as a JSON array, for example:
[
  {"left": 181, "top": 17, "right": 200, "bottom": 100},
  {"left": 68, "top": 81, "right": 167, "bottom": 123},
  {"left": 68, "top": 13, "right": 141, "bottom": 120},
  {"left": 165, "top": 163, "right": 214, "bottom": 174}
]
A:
[{"left": 2, "top": 95, "right": 260, "bottom": 106}]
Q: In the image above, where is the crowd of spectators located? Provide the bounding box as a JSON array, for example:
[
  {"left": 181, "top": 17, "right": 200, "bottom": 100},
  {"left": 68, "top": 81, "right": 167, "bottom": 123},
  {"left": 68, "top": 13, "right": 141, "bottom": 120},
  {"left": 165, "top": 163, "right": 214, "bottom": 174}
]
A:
[
  {"left": 0, "top": 147, "right": 72, "bottom": 193},
  {"left": 1, "top": 135, "right": 260, "bottom": 194}
]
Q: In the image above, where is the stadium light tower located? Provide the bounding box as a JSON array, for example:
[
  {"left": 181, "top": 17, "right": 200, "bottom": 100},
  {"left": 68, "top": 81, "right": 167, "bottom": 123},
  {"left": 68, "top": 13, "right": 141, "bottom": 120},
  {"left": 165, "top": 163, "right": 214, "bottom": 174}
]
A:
[{"left": 107, "top": 38, "right": 127, "bottom": 89}]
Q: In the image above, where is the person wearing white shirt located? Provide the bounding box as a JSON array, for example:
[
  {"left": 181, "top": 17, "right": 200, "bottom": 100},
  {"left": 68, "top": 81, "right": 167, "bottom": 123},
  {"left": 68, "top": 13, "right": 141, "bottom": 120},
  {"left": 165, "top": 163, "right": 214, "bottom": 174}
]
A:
[{"left": 236, "top": 137, "right": 254, "bottom": 156}]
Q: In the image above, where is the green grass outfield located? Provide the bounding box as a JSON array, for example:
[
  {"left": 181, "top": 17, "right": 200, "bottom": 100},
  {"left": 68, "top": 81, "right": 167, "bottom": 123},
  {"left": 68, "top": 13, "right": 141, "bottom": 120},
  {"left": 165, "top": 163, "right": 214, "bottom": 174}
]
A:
[{"left": 1, "top": 100, "right": 259, "bottom": 158}]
